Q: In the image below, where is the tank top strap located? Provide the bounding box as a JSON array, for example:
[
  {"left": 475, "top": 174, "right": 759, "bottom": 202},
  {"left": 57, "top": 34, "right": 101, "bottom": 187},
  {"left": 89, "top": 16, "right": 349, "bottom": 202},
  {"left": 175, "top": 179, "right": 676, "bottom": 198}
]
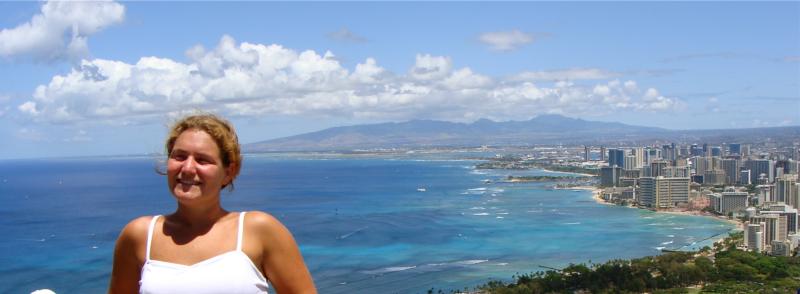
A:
[
  {"left": 236, "top": 211, "right": 247, "bottom": 251},
  {"left": 145, "top": 215, "right": 161, "bottom": 260}
]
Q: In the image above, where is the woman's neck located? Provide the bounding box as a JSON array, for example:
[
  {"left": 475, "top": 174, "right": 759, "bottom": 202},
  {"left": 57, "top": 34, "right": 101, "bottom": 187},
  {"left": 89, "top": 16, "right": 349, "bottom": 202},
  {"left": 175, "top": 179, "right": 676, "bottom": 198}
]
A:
[{"left": 172, "top": 203, "right": 229, "bottom": 229}]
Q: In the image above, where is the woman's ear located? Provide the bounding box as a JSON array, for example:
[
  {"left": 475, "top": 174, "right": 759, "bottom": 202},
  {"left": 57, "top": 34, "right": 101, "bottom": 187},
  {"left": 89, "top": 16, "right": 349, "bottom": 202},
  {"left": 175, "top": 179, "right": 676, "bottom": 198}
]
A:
[{"left": 224, "top": 162, "right": 238, "bottom": 186}]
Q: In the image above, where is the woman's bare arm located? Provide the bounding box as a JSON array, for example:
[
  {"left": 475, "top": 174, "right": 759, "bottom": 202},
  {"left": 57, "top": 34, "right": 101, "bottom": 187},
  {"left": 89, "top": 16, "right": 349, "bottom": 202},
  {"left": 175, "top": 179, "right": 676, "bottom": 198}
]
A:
[
  {"left": 108, "top": 217, "right": 150, "bottom": 294},
  {"left": 250, "top": 211, "right": 317, "bottom": 294}
]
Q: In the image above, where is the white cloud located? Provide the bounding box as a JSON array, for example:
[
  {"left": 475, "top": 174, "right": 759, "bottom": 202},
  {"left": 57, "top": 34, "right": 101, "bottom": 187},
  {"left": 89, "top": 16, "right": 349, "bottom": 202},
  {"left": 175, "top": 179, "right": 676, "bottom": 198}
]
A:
[
  {"left": 0, "top": 0, "right": 124, "bottom": 61},
  {"left": 16, "top": 128, "right": 48, "bottom": 142},
  {"left": 478, "top": 30, "right": 534, "bottom": 51},
  {"left": 409, "top": 54, "right": 452, "bottom": 81},
  {"left": 442, "top": 68, "right": 492, "bottom": 90},
  {"left": 20, "top": 35, "right": 683, "bottom": 124},
  {"left": 327, "top": 28, "right": 368, "bottom": 43},
  {"left": 64, "top": 129, "right": 92, "bottom": 142},
  {"left": 18, "top": 101, "right": 40, "bottom": 116},
  {"left": 514, "top": 68, "right": 620, "bottom": 82}
]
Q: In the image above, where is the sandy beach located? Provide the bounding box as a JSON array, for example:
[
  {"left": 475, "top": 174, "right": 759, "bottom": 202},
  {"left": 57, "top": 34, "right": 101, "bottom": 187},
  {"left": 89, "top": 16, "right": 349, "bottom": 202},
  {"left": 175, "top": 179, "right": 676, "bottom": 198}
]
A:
[
  {"left": 568, "top": 185, "right": 615, "bottom": 206},
  {"left": 584, "top": 186, "right": 743, "bottom": 248},
  {"left": 658, "top": 209, "right": 744, "bottom": 231},
  {"left": 539, "top": 168, "right": 596, "bottom": 177}
]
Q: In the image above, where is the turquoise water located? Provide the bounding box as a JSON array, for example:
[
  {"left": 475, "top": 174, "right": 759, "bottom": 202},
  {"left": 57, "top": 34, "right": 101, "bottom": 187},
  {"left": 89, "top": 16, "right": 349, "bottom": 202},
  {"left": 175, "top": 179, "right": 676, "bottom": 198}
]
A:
[{"left": 0, "top": 154, "right": 734, "bottom": 293}]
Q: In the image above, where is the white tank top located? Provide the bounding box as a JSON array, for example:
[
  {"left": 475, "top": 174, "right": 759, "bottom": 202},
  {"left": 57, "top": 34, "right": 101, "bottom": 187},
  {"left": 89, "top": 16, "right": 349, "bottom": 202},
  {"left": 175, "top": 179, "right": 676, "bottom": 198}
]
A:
[{"left": 139, "top": 212, "right": 270, "bottom": 294}]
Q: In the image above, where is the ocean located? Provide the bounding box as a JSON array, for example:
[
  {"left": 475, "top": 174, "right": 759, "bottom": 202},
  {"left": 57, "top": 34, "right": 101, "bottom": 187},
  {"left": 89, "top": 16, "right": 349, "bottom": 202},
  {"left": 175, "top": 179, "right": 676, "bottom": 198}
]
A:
[{"left": 0, "top": 153, "right": 734, "bottom": 293}]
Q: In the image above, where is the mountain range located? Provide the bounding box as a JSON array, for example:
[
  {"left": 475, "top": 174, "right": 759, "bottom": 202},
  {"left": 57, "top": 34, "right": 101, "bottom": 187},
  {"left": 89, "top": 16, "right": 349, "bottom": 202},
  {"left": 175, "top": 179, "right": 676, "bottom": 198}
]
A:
[{"left": 242, "top": 114, "right": 800, "bottom": 152}]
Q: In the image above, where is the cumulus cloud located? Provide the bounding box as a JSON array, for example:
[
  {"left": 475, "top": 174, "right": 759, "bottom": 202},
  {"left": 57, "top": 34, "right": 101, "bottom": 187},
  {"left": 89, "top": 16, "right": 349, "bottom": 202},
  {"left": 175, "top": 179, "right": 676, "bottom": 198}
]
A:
[
  {"left": 514, "top": 68, "right": 620, "bottom": 82},
  {"left": 19, "top": 35, "right": 683, "bottom": 124},
  {"left": 327, "top": 28, "right": 368, "bottom": 43},
  {"left": 409, "top": 54, "right": 452, "bottom": 81},
  {"left": 0, "top": 0, "right": 124, "bottom": 61},
  {"left": 478, "top": 30, "right": 534, "bottom": 51}
]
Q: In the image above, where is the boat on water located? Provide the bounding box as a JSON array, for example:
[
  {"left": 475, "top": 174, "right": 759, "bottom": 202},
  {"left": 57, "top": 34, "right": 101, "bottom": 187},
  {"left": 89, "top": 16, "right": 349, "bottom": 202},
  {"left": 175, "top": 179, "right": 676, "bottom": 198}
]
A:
[{"left": 417, "top": 187, "right": 427, "bottom": 192}]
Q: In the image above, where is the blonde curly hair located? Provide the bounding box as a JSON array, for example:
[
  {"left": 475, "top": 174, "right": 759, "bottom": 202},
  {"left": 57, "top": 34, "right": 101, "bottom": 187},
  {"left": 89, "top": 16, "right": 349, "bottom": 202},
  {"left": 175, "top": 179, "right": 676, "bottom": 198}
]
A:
[{"left": 165, "top": 113, "right": 242, "bottom": 190}]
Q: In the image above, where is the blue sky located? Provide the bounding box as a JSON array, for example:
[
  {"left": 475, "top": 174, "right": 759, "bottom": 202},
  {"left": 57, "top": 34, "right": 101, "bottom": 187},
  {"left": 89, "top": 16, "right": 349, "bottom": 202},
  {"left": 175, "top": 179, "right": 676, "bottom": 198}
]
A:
[{"left": 0, "top": 1, "right": 798, "bottom": 159}]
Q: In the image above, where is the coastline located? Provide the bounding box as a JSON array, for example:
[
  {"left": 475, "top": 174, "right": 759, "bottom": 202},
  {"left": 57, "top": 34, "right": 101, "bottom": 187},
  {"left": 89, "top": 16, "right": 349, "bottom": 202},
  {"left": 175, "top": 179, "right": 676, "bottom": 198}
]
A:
[
  {"left": 568, "top": 185, "right": 614, "bottom": 206},
  {"left": 539, "top": 168, "right": 596, "bottom": 177},
  {"left": 585, "top": 185, "right": 742, "bottom": 248}
]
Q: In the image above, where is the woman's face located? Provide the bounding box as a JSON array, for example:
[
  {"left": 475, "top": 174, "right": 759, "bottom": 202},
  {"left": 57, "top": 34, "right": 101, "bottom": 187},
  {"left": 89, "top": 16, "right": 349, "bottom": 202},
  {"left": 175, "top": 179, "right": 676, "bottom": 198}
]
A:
[{"left": 167, "top": 129, "right": 232, "bottom": 204}]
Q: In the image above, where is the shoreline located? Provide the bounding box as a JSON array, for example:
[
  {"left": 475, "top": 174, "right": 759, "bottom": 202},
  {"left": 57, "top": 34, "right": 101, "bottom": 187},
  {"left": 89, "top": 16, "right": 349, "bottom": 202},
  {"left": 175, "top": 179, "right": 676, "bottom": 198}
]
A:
[
  {"left": 567, "top": 185, "right": 616, "bottom": 206},
  {"left": 539, "top": 168, "right": 596, "bottom": 177},
  {"left": 584, "top": 186, "right": 742, "bottom": 248}
]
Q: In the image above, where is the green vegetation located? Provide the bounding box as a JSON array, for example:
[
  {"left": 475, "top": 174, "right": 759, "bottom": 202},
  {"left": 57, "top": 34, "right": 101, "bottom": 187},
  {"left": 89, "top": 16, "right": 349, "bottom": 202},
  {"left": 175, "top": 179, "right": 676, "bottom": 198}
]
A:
[
  {"left": 475, "top": 157, "right": 598, "bottom": 175},
  {"left": 539, "top": 164, "right": 598, "bottom": 176},
  {"left": 479, "top": 232, "right": 800, "bottom": 293}
]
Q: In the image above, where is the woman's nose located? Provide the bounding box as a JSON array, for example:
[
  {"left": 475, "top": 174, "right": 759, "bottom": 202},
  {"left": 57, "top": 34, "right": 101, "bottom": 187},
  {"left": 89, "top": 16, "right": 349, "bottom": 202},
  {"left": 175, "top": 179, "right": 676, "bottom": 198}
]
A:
[{"left": 181, "top": 156, "right": 197, "bottom": 173}]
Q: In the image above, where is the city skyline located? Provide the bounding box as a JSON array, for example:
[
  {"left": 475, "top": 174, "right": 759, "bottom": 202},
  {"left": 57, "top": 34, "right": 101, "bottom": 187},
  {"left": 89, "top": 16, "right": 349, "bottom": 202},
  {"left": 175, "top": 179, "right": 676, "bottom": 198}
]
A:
[{"left": 0, "top": 1, "right": 798, "bottom": 159}]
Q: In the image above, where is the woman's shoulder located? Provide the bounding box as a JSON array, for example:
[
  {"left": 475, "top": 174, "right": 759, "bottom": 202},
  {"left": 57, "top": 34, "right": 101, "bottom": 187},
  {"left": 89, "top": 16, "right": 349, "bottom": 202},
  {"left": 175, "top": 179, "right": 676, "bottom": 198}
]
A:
[
  {"left": 242, "top": 211, "right": 283, "bottom": 229},
  {"left": 242, "top": 211, "right": 293, "bottom": 243},
  {"left": 118, "top": 215, "right": 158, "bottom": 242}
]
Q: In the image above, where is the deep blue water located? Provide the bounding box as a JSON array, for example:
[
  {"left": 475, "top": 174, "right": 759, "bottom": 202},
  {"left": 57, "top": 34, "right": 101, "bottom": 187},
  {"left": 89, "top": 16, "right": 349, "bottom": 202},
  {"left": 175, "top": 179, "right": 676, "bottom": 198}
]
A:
[{"left": 0, "top": 154, "right": 734, "bottom": 293}]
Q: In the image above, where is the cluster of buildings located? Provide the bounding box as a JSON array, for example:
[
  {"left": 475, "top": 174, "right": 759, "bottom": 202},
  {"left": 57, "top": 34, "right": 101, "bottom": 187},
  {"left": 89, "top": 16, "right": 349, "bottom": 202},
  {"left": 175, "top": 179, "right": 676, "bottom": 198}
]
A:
[{"left": 587, "top": 143, "right": 800, "bottom": 256}]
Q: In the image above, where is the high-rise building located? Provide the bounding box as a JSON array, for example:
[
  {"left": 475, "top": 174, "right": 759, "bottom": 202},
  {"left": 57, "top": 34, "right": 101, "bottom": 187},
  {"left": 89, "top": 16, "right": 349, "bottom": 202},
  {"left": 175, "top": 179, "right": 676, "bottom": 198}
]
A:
[
  {"left": 623, "top": 169, "right": 641, "bottom": 179},
  {"left": 709, "top": 191, "right": 748, "bottom": 215},
  {"left": 749, "top": 214, "right": 787, "bottom": 245},
  {"left": 776, "top": 175, "right": 798, "bottom": 208},
  {"left": 608, "top": 148, "right": 625, "bottom": 168},
  {"left": 711, "top": 156, "right": 723, "bottom": 170},
  {"left": 771, "top": 240, "right": 793, "bottom": 256},
  {"left": 600, "top": 146, "right": 606, "bottom": 161},
  {"left": 662, "top": 144, "right": 676, "bottom": 162},
  {"left": 740, "top": 169, "right": 752, "bottom": 185},
  {"left": 756, "top": 185, "right": 775, "bottom": 204},
  {"left": 745, "top": 159, "right": 775, "bottom": 184},
  {"left": 745, "top": 222, "right": 764, "bottom": 252},
  {"left": 691, "top": 156, "right": 711, "bottom": 176},
  {"left": 641, "top": 166, "right": 652, "bottom": 177},
  {"left": 624, "top": 155, "right": 637, "bottom": 170},
  {"left": 690, "top": 144, "right": 703, "bottom": 157},
  {"left": 776, "top": 160, "right": 793, "bottom": 175},
  {"left": 584, "top": 146, "right": 590, "bottom": 161},
  {"left": 742, "top": 145, "right": 751, "bottom": 157},
  {"left": 761, "top": 204, "right": 799, "bottom": 235},
  {"left": 600, "top": 166, "right": 622, "bottom": 187},
  {"left": 679, "top": 146, "right": 690, "bottom": 157},
  {"left": 663, "top": 166, "right": 690, "bottom": 178},
  {"left": 704, "top": 169, "right": 726, "bottom": 186},
  {"left": 722, "top": 159, "right": 740, "bottom": 185},
  {"left": 711, "top": 146, "right": 722, "bottom": 157},
  {"left": 638, "top": 176, "right": 690, "bottom": 209},
  {"left": 645, "top": 148, "right": 661, "bottom": 165},
  {"left": 650, "top": 160, "right": 669, "bottom": 178},
  {"left": 729, "top": 143, "right": 741, "bottom": 155},
  {"left": 632, "top": 147, "right": 645, "bottom": 168}
]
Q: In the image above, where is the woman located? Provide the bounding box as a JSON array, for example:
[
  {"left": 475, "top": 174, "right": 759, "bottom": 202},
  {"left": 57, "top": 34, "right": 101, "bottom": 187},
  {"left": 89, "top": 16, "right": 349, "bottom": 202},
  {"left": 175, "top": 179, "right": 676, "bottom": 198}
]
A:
[{"left": 109, "top": 114, "right": 316, "bottom": 294}]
